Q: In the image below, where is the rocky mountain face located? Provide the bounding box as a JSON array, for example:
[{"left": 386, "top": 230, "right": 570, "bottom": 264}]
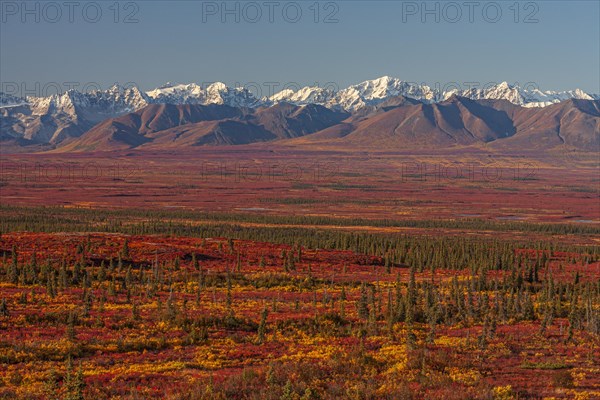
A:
[{"left": 1, "top": 85, "right": 149, "bottom": 146}]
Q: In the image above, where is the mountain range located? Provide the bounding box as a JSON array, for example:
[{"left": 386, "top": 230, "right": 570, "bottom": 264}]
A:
[{"left": 1, "top": 77, "right": 598, "bottom": 153}]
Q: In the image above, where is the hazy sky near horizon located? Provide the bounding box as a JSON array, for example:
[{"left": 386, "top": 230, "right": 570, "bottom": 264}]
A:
[{"left": 1, "top": 0, "right": 599, "bottom": 96}]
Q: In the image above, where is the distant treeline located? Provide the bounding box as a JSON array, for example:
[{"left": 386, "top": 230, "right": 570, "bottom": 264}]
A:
[
  {"left": 1, "top": 204, "right": 599, "bottom": 235},
  {"left": 1, "top": 205, "right": 598, "bottom": 272}
]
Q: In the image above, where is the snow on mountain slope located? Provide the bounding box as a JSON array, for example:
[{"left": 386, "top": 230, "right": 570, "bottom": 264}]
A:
[
  {"left": 269, "top": 86, "right": 336, "bottom": 106},
  {"left": 22, "top": 85, "right": 150, "bottom": 117},
  {"left": 327, "top": 76, "right": 439, "bottom": 111},
  {"left": 273, "top": 77, "right": 597, "bottom": 111},
  {"left": 444, "top": 81, "right": 597, "bottom": 108},
  {"left": 146, "top": 82, "right": 261, "bottom": 108},
  {"left": 0, "top": 93, "right": 29, "bottom": 108},
  {"left": 0, "top": 85, "right": 151, "bottom": 145}
]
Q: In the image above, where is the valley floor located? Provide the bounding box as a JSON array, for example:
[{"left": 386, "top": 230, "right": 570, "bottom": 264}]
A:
[{"left": 0, "top": 149, "right": 598, "bottom": 399}]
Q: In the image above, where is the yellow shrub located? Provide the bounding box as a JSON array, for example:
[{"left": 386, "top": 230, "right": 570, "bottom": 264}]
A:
[
  {"left": 447, "top": 367, "right": 481, "bottom": 386},
  {"left": 492, "top": 385, "right": 515, "bottom": 400}
]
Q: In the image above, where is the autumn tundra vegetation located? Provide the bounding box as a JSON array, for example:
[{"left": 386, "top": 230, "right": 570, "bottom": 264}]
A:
[{"left": 0, "top": 205, "right": 599, "bottom": 399}]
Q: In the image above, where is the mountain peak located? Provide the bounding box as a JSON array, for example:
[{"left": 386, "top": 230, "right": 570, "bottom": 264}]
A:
[
  {"left": 107, "top": 83, "right": 123, "bottom": 92},
  {"left": 372, "top": 75, "right": 394, "bottom": 83},
  {"left": 139, "top": 77, "right": 597, "bottom": 111},
  {"left": 158, "top": 82, "right": 176, "bottom": 89},
  {"left": 207, "top": 82, "right": 228, "bottom": 91}
]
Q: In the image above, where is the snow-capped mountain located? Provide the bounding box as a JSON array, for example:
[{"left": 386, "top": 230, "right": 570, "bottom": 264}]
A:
[
  {"left": 26, "top": 85, "right": 150, "bottom": 117},
  {"left": 146, "top": 83, "right": 204, "bottom": 104},
  {"left": 443, "top": 81, "right": 599, "bottom": 108},
  {"left": 0, "top": 85, "right": 150, "bottom": 145},
  {"left": 268, "top": 77, "right": 439, "bottom": 111},
  {"left": 146, "top": 82, "right": 262, "bottom": 108},
  {"left": 272, "top": 77, "right": 597, "bottom": 111},
  {"left": 269, "top": 86, "right": 336, "bottom": 106},
  {"left": 327, "top": 76, "right": 439, "bottom": 111},
  {"left": 1, "top": 76, "right": 597, "bottom": 148},
  {"left": 4, "top": 76, "right": 596, "bottom": 115},
  {"left": 0, "top": 93, "right": 28, "bottom": 108},
  {"left": 1, "top": 85, "right": 149, "bottom": 115}
]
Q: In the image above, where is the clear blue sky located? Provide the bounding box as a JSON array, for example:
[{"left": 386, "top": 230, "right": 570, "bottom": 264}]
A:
[{"left": 1, "top": 0, "right": 599, "bottom": 96}]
